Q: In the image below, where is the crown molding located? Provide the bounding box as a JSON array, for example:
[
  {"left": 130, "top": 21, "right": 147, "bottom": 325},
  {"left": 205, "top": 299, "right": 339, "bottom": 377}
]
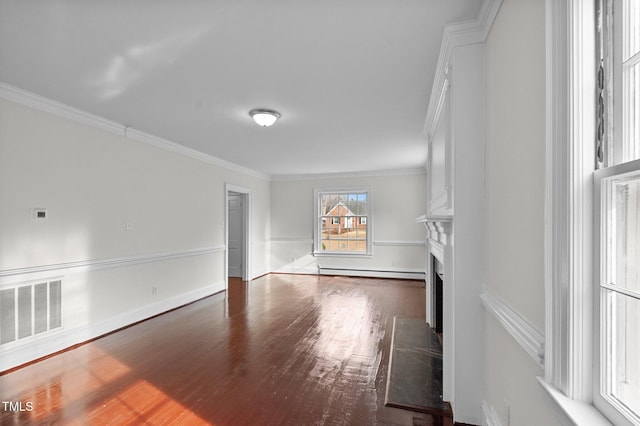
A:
[
  {"left": 126, "top": 128, "right": 269, "bottom": 180},
  {"left": 0, "top": 82, "right": 124, "bottom": 135},
  {"left": 423, "top": 0, "right": 503, "bottom": 139},
  {"left": 0, "top": 82, "right": 269, "bottom": 181},
  {"left": 270, "top": 167, "right": 426, "bottom": 182}
]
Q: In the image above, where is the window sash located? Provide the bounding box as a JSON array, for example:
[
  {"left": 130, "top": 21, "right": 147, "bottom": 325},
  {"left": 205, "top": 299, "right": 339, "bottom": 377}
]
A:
[
  {"left": 610, "top": 0, "right": 640, "bottom": 166},
  {"left": 595, "top": 159, "right": 640, "bottom": 426},
  {"left": 314, "top": 189, "right": 371, "bottom": 255}
]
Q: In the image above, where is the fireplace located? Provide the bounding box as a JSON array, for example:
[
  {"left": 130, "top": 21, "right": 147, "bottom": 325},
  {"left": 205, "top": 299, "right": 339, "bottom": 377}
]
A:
[
  {"left": 432, "top": 255, "right": 444, "bottom": 334},
  {"left": 421, "top": 217, "right": 451, "bottom": 335}
]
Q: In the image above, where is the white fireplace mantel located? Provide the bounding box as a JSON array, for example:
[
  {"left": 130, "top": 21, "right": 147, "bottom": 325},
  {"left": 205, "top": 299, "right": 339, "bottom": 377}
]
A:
[{"left": 417, "top": 215, "right": 453, "bottom": 256}]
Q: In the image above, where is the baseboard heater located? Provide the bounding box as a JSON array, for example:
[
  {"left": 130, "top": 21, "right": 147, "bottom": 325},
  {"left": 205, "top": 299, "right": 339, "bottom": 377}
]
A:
[{"left": 317, "top": 267, "right": 425, "bottom": 280}]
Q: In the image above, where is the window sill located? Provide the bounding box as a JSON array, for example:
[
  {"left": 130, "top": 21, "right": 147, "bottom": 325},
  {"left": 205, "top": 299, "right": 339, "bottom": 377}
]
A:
[
  {"left": 312, "top": 252, "right": 373, "bottom": 259},
  {"left": 537, "top": 378, "right": 612, "bottom": 426}
]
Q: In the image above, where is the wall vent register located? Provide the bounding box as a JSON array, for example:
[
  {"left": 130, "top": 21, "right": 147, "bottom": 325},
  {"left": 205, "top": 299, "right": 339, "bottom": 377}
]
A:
[{"left": 0, "top": 279, "right": 62, "bottom": 345}]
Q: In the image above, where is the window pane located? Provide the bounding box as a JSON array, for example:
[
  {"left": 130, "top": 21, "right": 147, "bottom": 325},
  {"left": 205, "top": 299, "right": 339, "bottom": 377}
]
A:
[
  {"left": 610, "top": 291, "right": 640, "bottom": 419},
  {"left": 626, "top": 59, "right": 640, "bottom": 162},
  {"left": 612, "top": 174, "right": 640, "bottom": 293},
  {"left": 614, "top": 0, "right": 640, "bottom": 163},
  {"left": 317, "top": 191, "right": 369, "bottom": 254},
  {"left": 359, "top": 225, "right": 367, "bottom": 251},
  {"left": 357, "top": 193, "right": 367, "bottom": 215},
  {"left": 625, "top": 0, "right": 640, "bottom": 60},
  {"left": 614, "top": 0, "right": 640, "bottom": 162}
]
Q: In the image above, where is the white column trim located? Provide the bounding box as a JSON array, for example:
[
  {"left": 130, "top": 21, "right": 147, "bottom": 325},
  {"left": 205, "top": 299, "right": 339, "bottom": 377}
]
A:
[
  {"left": 544, "top": 0, "right": 596, "bottom": 402},
  {"left": 545, "top": 0, "right": 570, "bottom": 392},
  {"left": 423, "top": 0, "right": 503, "bottom": 136}
]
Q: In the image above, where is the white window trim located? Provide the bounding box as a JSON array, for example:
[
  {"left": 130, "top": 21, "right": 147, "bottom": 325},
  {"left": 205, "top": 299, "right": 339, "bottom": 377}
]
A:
[
  {"left": 313, "top": 187, "right": 372, "bottom": 257},
  {"left": 542, "top": 0, "right": 628, "bottom": 424}
]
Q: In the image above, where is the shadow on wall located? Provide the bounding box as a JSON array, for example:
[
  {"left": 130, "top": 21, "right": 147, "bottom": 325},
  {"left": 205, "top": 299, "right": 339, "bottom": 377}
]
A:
[{"left": 271, "top": 252, "right": 318, "bottom": 275}]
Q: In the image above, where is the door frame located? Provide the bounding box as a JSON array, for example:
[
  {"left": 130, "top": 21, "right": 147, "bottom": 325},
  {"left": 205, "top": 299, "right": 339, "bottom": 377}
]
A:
[{"left": 225, "top": 183, "right": 251, "bottom": 290}]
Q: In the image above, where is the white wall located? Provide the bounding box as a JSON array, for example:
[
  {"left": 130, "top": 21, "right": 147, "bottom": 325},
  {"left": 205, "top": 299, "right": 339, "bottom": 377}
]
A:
[
  {"left": 270, "top": 172, "right": 427, "bottom": 278},
  {"left": 483, "top": 0, "right": 560, "bottom": 424},
  {"left": 0, "top": 95, "right": 270, "bottom": 370}
]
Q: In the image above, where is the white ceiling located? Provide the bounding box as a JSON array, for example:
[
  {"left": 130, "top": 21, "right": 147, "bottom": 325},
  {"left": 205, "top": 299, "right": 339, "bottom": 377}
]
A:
[{"left": 0, "top": 0, "right": 483, "bottom": 177}]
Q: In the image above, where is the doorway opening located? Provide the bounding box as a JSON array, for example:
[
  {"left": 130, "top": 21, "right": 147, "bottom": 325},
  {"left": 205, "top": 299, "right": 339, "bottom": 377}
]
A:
[{"left": 225, "top": 184, "right": 251, "bottom": 290}]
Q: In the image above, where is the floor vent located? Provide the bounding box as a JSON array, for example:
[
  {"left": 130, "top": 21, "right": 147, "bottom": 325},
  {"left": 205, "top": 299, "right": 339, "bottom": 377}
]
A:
[{"left": 0, "top": 279, "right": 62, "bottom": 345}]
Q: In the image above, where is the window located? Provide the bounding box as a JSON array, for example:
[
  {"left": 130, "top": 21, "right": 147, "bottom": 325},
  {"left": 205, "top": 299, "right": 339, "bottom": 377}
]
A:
[
  {"left": 595, "top": 1, "right": 640, "bottom": 424},
  {"left": 545, "top": 1, "right": 640, "bottom": 424},
  {"left": 314, "top": 189, "right": 371, "bottom": 255}
]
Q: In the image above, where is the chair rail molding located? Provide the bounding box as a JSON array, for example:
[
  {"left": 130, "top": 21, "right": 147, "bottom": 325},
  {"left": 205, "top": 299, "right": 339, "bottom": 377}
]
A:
[
  {"left": 481, "top": 289, "right": 545, "bottom": 368},
  {"left": 0, "top": 246, "right": 225, "bottom": 286}
]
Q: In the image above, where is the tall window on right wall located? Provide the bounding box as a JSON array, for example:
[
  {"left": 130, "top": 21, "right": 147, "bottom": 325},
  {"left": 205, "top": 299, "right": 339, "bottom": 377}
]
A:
[{"left": 595, "top": 0, "right": 640, "bottom": 424}]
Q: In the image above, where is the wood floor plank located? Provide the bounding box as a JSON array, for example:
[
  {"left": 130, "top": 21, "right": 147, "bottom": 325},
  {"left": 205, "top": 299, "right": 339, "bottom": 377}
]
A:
[{"left": 0, "top": 274, "right": 439, "bottom": 425}]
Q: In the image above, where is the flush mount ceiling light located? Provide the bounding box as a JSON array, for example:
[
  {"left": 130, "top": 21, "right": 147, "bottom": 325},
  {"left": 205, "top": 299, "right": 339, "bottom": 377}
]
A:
[{"left": 249, "top": 108, "right": 281, "bottom": 127}]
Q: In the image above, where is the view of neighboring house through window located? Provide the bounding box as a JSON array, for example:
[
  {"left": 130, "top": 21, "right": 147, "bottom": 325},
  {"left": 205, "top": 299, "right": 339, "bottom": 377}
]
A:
[
  {"left": 595, "top": 0, "right": 640, "bottom": 424},
  {"left": 315, "top": 190, "right": 370, "bottom": 254}
]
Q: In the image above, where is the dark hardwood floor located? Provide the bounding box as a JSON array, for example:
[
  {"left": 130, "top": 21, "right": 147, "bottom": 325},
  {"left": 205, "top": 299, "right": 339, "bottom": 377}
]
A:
[{"left": 0, "top": 274, "right": 444, "bottom": 425}]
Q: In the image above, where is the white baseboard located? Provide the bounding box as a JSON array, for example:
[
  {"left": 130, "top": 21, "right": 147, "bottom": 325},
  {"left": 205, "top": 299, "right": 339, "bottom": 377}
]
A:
[
  {"left": 250, "top": 267, "right": 272, "bottom": 279},
  {"left": 272, "top": 265, "right": 319, "bottom": 275},
  {"left": 318, "top": 267, "right": 425, "bottom": 280},
  {"left": 0, "top": 281, "right": 225, "bottom": 372}
]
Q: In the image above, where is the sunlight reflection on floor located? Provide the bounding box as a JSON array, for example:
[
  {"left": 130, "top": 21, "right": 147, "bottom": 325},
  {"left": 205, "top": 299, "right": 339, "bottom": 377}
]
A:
[{"left": 2, "top": 346, "right": 211, "bottom": 425}]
